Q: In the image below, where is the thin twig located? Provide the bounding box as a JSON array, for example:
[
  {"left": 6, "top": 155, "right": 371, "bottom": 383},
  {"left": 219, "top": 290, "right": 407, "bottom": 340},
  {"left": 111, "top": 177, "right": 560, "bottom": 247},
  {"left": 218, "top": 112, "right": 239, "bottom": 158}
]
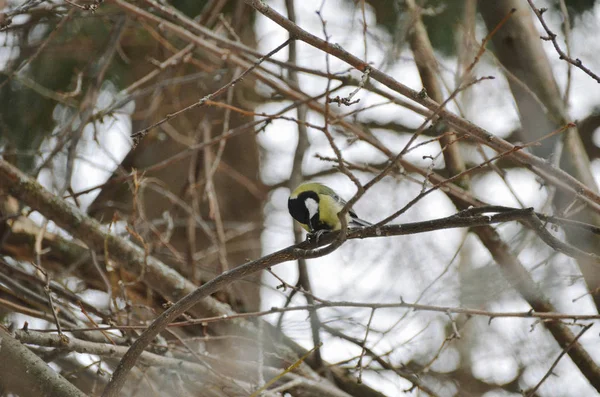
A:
[
  {"left": 244, "top": 0, "right": 600, "bottom": 212},
  {"left": 356, "top": 308, "right": 375, "bottom": 384},
  {"left": 525, "top": 323, "right": 594, "bottom": 397},
  {"left": 526, "top": 0, "right": 600, "bottom": 84},
  {"left": 130, "top": 38, "right": 293, "bottom": 145}
]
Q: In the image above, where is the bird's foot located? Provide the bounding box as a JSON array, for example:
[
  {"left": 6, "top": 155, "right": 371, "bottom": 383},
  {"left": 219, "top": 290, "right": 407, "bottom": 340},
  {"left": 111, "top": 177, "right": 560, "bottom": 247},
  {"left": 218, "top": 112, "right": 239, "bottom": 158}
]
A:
[{"left": 307, "top": 229, "right": 329, "bottom": 245}]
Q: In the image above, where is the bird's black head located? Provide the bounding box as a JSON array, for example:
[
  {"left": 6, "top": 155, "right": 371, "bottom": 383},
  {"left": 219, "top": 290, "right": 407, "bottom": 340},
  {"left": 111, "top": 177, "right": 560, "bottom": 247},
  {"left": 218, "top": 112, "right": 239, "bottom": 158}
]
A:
[{"left": 288, "top": 190, "right": 320, "bottom": 230}]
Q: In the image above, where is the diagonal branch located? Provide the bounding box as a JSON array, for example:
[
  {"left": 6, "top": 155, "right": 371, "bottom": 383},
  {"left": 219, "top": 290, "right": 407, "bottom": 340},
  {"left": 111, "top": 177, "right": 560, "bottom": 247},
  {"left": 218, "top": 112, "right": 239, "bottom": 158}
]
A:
[
  {"left": 0, "top": 326, "right": 86, "bottom": 397},
  {"left": 526, "top": 0, "right": 600, "bottom": 84},
  {"left": 3, "top": 156, "right": 600, "bottom": 395},
  {"left": 242, "top": 0, "right": 600, "bottom": 213}
]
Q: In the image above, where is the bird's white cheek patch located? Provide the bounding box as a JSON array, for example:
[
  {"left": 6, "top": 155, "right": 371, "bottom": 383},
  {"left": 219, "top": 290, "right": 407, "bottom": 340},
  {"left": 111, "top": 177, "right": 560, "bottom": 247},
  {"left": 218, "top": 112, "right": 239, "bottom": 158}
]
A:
[{"left": 305, "top": 198, "right": 319, "bottom": 219}]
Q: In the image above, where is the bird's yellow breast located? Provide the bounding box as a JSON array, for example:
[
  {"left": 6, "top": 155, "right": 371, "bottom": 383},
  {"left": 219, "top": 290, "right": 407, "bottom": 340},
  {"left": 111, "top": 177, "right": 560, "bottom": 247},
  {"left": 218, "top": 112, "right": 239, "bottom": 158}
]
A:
[{"left": 317, "top": 193, "right": 349, "bottom": 230}]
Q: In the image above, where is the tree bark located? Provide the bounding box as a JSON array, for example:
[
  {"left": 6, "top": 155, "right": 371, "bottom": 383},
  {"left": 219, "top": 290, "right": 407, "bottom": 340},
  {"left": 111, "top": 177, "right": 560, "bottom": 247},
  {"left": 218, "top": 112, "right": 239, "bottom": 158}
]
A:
[
  {"left": 88, "top": 3, "right": 263, "bottom": 313},
  {"left": 0, "top": 326, "right": 86, "bottom": 397}
]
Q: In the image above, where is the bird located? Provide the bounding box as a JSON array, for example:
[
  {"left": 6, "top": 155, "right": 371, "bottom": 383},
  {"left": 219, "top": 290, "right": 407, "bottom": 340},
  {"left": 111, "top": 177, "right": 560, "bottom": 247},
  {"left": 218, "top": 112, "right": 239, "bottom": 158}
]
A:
[{"left": 288, "top": 182, "right": 372, "bottom": 234}]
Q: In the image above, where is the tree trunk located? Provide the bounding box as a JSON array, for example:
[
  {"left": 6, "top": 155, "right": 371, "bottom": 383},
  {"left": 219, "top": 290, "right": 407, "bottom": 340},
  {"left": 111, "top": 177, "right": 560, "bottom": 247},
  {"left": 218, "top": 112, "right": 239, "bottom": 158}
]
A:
[
  {"left": 88, "top": 3, "right": 263, "bottom": 313},
  {"left": 479, "top": 0, "right": 600, "bottom": 310}
]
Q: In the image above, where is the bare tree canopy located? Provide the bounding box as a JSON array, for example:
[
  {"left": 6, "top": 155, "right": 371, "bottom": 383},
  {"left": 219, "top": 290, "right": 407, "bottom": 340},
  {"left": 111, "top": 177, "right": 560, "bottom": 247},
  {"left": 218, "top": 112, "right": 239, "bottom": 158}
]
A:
[{"left": 2, "top": 0, "right": 600, "bottom": 396}]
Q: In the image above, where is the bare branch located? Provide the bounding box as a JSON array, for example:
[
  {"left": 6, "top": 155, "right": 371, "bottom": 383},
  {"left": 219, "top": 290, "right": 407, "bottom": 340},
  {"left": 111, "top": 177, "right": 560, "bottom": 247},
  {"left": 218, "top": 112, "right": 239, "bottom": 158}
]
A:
[
  {"left": 526, "top": 0, "right": 600, "bottom": 84},
  {"left": 0, "top": 326, "right": 86, "bottom": 397}
]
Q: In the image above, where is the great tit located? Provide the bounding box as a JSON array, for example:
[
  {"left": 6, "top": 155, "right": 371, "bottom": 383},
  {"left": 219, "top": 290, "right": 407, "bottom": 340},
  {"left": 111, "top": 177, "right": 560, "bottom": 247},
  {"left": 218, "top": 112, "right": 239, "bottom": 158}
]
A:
[{"left": 288, "top": 182, "right": 372, "bottom": 233}]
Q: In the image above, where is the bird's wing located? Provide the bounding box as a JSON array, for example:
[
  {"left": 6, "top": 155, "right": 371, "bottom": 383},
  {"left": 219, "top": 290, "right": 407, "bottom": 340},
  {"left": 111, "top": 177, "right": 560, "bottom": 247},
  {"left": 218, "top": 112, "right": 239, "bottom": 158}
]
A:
[
  {"left": 321, "top": 186, "right": 371, "bottom": 225},
  {"left": 349, "top": 216, "right": 372, "bottom": 227},
  {"left": 319, "top": 185, "right": 345, "bottom": 204}
]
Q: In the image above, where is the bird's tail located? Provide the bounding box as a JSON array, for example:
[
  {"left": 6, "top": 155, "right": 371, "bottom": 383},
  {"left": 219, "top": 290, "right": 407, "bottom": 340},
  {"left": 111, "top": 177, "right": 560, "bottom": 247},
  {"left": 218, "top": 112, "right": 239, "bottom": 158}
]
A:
[{"left": 349, "top": 216, "right": 372, "bottom": 228}]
